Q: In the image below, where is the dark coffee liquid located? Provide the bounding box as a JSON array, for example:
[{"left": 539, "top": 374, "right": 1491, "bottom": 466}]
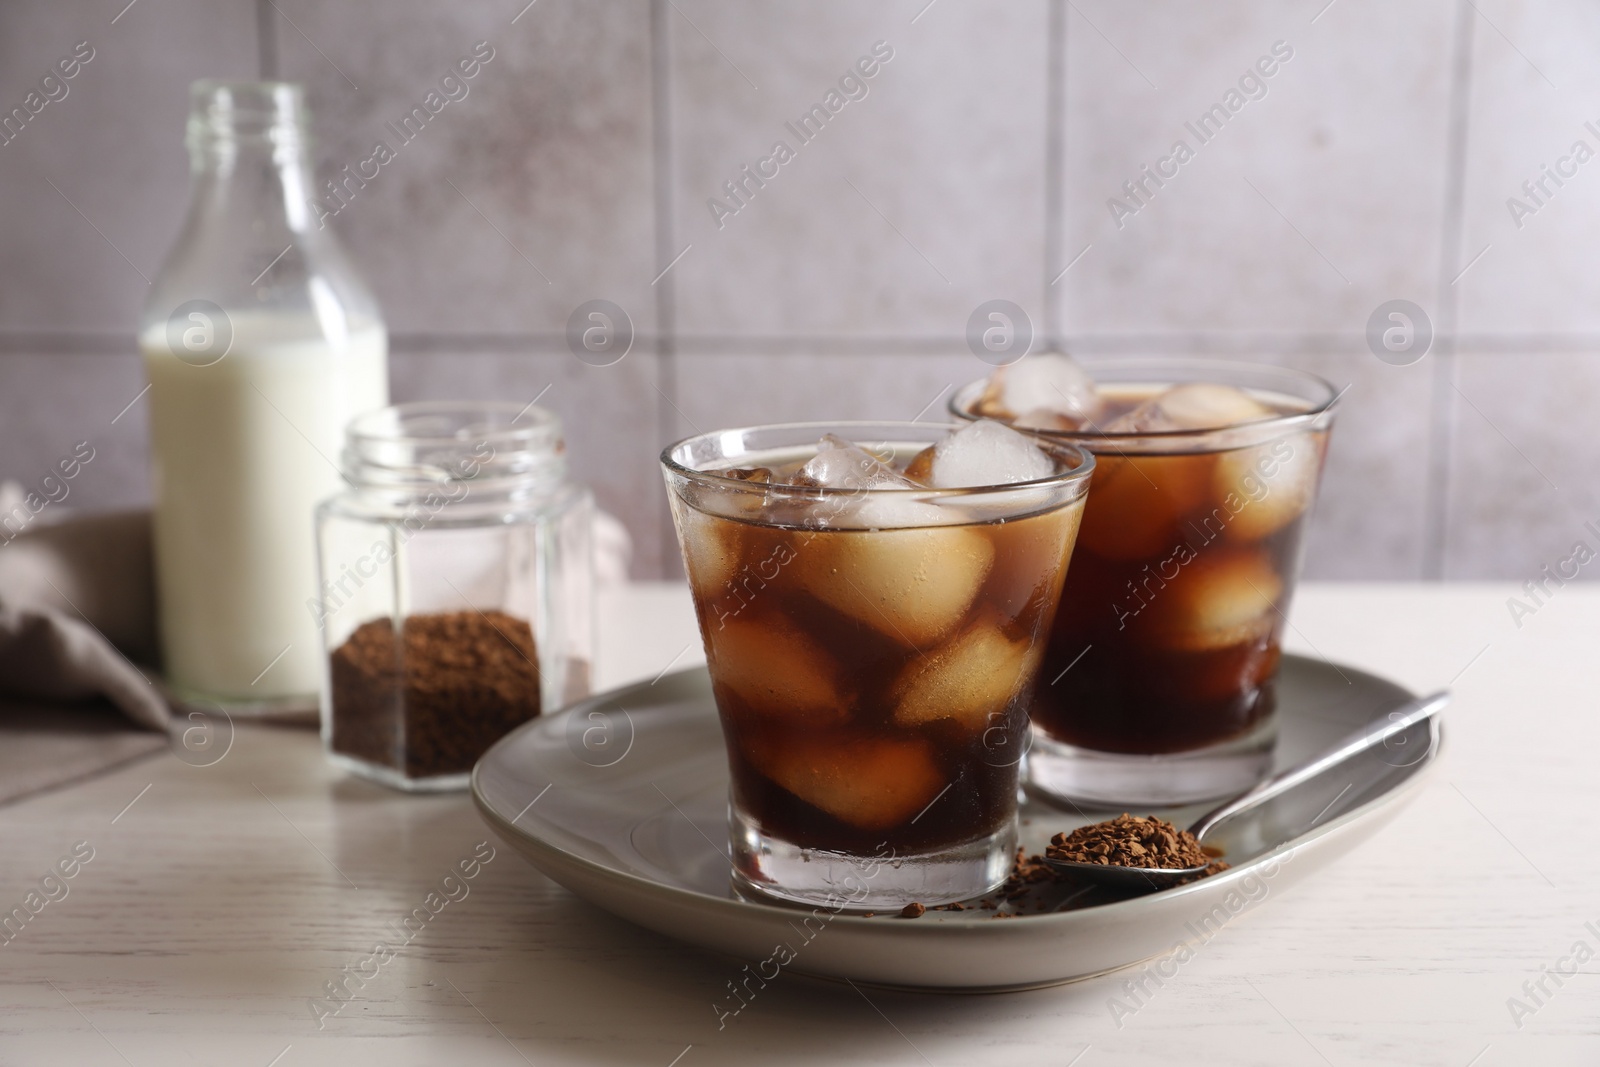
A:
[
  {"left": 676, "top": 499, "right": 1080, "bottom": 855},
  {"left": 1026, "top": 388, "right": 1326, "bottom": 754}
]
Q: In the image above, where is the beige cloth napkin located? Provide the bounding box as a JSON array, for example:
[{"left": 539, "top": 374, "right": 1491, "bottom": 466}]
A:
[{"left": 0, "top": 509, "right": 169, "bottom": 803}]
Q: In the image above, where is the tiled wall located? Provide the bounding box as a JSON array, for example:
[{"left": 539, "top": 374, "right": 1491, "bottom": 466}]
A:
[{"left": 1, "top": 0, "right": 1592, "bottom": 580}]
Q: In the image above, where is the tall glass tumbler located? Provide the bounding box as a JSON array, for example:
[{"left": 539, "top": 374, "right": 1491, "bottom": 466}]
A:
[
  {"left": 662, "top": 422, "right": 1093, "bottom": 910},
  {"left": 952, "top": 358, "right": 1339, "bottom": 807}
]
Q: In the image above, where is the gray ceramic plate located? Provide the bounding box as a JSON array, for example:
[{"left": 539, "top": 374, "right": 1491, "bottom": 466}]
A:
[{"left": 472, "top": 656, "right": 1441, "bottom": 991}]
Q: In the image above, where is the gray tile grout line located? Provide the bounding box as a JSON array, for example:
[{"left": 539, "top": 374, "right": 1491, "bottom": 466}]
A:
[
  {"left": 1042, "top": 0, "right": 1067, "bottom": 347},
  {"left": 1422, "top": 0, "right": 1477, "bottom": 583},
  {"left": 650, "top": 0, "right": 680, "bottom": 579}
]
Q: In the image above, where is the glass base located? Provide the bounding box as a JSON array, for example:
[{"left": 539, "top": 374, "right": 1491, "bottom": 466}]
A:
[
  {"left": 162, "top": 679, "right": 318, "bottom": 721},
  {"left": 729, "top": 809, "right": 1015, "bottom": 911},
  {"left": 1025, "top": 715, "right": 1277, "bottom": 808},
  {"left": 323, "top": 750, "right": 470, "bottom": 793}
]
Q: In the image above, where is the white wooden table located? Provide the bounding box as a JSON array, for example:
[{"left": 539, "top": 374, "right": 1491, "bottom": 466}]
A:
[{"left": 1, "top": 581, "right": 1594, "bottom": 1065}]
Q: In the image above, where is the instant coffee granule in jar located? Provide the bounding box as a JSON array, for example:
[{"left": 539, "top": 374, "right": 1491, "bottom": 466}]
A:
[{"left": 329, "top": 610, "right": 541, "bottom": 779}]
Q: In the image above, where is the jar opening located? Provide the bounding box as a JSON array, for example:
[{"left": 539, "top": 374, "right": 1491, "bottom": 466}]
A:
[{"left": 342, "top": 401, "right": 566, "bottom": 497}]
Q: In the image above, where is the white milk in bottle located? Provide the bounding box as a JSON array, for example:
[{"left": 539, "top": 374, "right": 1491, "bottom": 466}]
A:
[
  {"left": 142, "top": 82, "right": 388, "bottom": 709},
  {"left": 143, "top": 317, "right": 386, "bottom": 701}
]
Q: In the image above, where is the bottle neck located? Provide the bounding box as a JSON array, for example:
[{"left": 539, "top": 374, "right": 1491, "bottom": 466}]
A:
[
  {"left": 145, "top": 79, "right": 385, "bottom": 345},
  {"left": 184, "top": 81, "right": 319, "bottom": 235},
  {"left": 188, "top": 142, "right": 319, "bottom": 235}
]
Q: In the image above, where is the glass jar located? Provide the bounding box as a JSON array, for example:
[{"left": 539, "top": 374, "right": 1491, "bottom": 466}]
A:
[
  {"left": 315, "top": 401, "right": 594, "bottom": 791},
  {"left": 141, "top": 81, "right": 388, "bottom": 712}
]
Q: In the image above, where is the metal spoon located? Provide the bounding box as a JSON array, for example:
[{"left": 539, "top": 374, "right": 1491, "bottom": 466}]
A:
[{"left": 1041, "top": 690, "right": 1450, "bottom": 890}]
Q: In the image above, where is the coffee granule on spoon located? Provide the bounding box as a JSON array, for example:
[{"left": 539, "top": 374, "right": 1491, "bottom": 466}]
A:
[{"left": 1047, "top": 813, "right": 1213, "bottom": 870}]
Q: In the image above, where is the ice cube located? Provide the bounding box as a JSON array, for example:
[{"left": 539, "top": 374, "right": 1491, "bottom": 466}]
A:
[
  {"left": 1012, "top": 408, "right": 1081, "bottom": 432},
  {"left": 672, "top": 501, "right": 743, "bottom": 604},
  {"left": 1140, "top": 550, "right": 1283, "bottom": 651},
  {"left": 928, "top": 419, "right": 1055, "bottom": 489},
  {"left": 749, "top": 735, "right": 946, "bottom": 831},
  {"left": 1180, "top": 641, "right": 1281, "bottom": 704},
  {"left": 795, "top": 524, "right": 995, "bottom": 648},
  {"left": 1074, "top": 453, "right": 1215, "bottom": 561},
  {"left": 847, "top": 494, "right": 968, "bottom": 529},
  {"left": 1107, "top": 383, "right": 1273, "bottom": 434},
  {"left": 979, "top": 502, "right": 1084, "bottom": 620},
  {"left": 891, "top": 619, "right": 1038, "bottom": 733},
  {"left": 707, "top": 614, "right": 850, "bottom": 726},
  {"left": 980, "top": 354, "right": 1100, "bottom": 421},
  {"left": 681, "top": 465, "right": 772, "bottom": 524},
  {"left": 1215, "top": 434, "right": 1324, "bottom": 542},
  {"left": 792, "top": 434, "right": 914, "bottom": 491},
  {"left": 780, "top": 435, "right": 969, "bottom": 529}
]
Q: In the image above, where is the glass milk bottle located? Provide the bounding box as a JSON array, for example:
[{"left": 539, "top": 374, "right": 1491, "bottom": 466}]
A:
[{"left": 140, "top": 81, "right": 388, "bottom": 712}]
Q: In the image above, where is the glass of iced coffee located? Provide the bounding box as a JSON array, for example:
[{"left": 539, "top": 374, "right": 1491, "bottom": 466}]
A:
[
  {"left": 662, "top": 421, "right": 1094, "bottom": 910},
  {"left": 951, "top": 357, "right": 1339, "bottom": 806}
]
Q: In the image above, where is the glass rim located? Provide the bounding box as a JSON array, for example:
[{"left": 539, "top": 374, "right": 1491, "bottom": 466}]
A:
[
  {"left": 188, "top": 80, "right": 310, "bottom": 149},
  {"left": 950, "top": 356, "right": 1340, "bottom": 444},
  {"left": 660, "top": 419, "right": 1096, "bottom": 497},
  {"left": 341, "top": 401, "right": 565, "bottom": 493}
]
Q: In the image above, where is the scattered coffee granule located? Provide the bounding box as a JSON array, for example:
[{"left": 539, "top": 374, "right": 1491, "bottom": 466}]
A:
[
  {"left": 330, "top": 610, "right": 541, "bottom": 779},
  {"left": 1047, "top": 813, "right": 1211, "bottom": 870},
  {"left": 1003, "top": 848, "right": 1069, "bottom": 890},
  {"left": 963, "top": 848, "right": 1078, "bottom": 916},
  {"left": 899, "top": 902, "right": 926, "bottom": 919}
]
